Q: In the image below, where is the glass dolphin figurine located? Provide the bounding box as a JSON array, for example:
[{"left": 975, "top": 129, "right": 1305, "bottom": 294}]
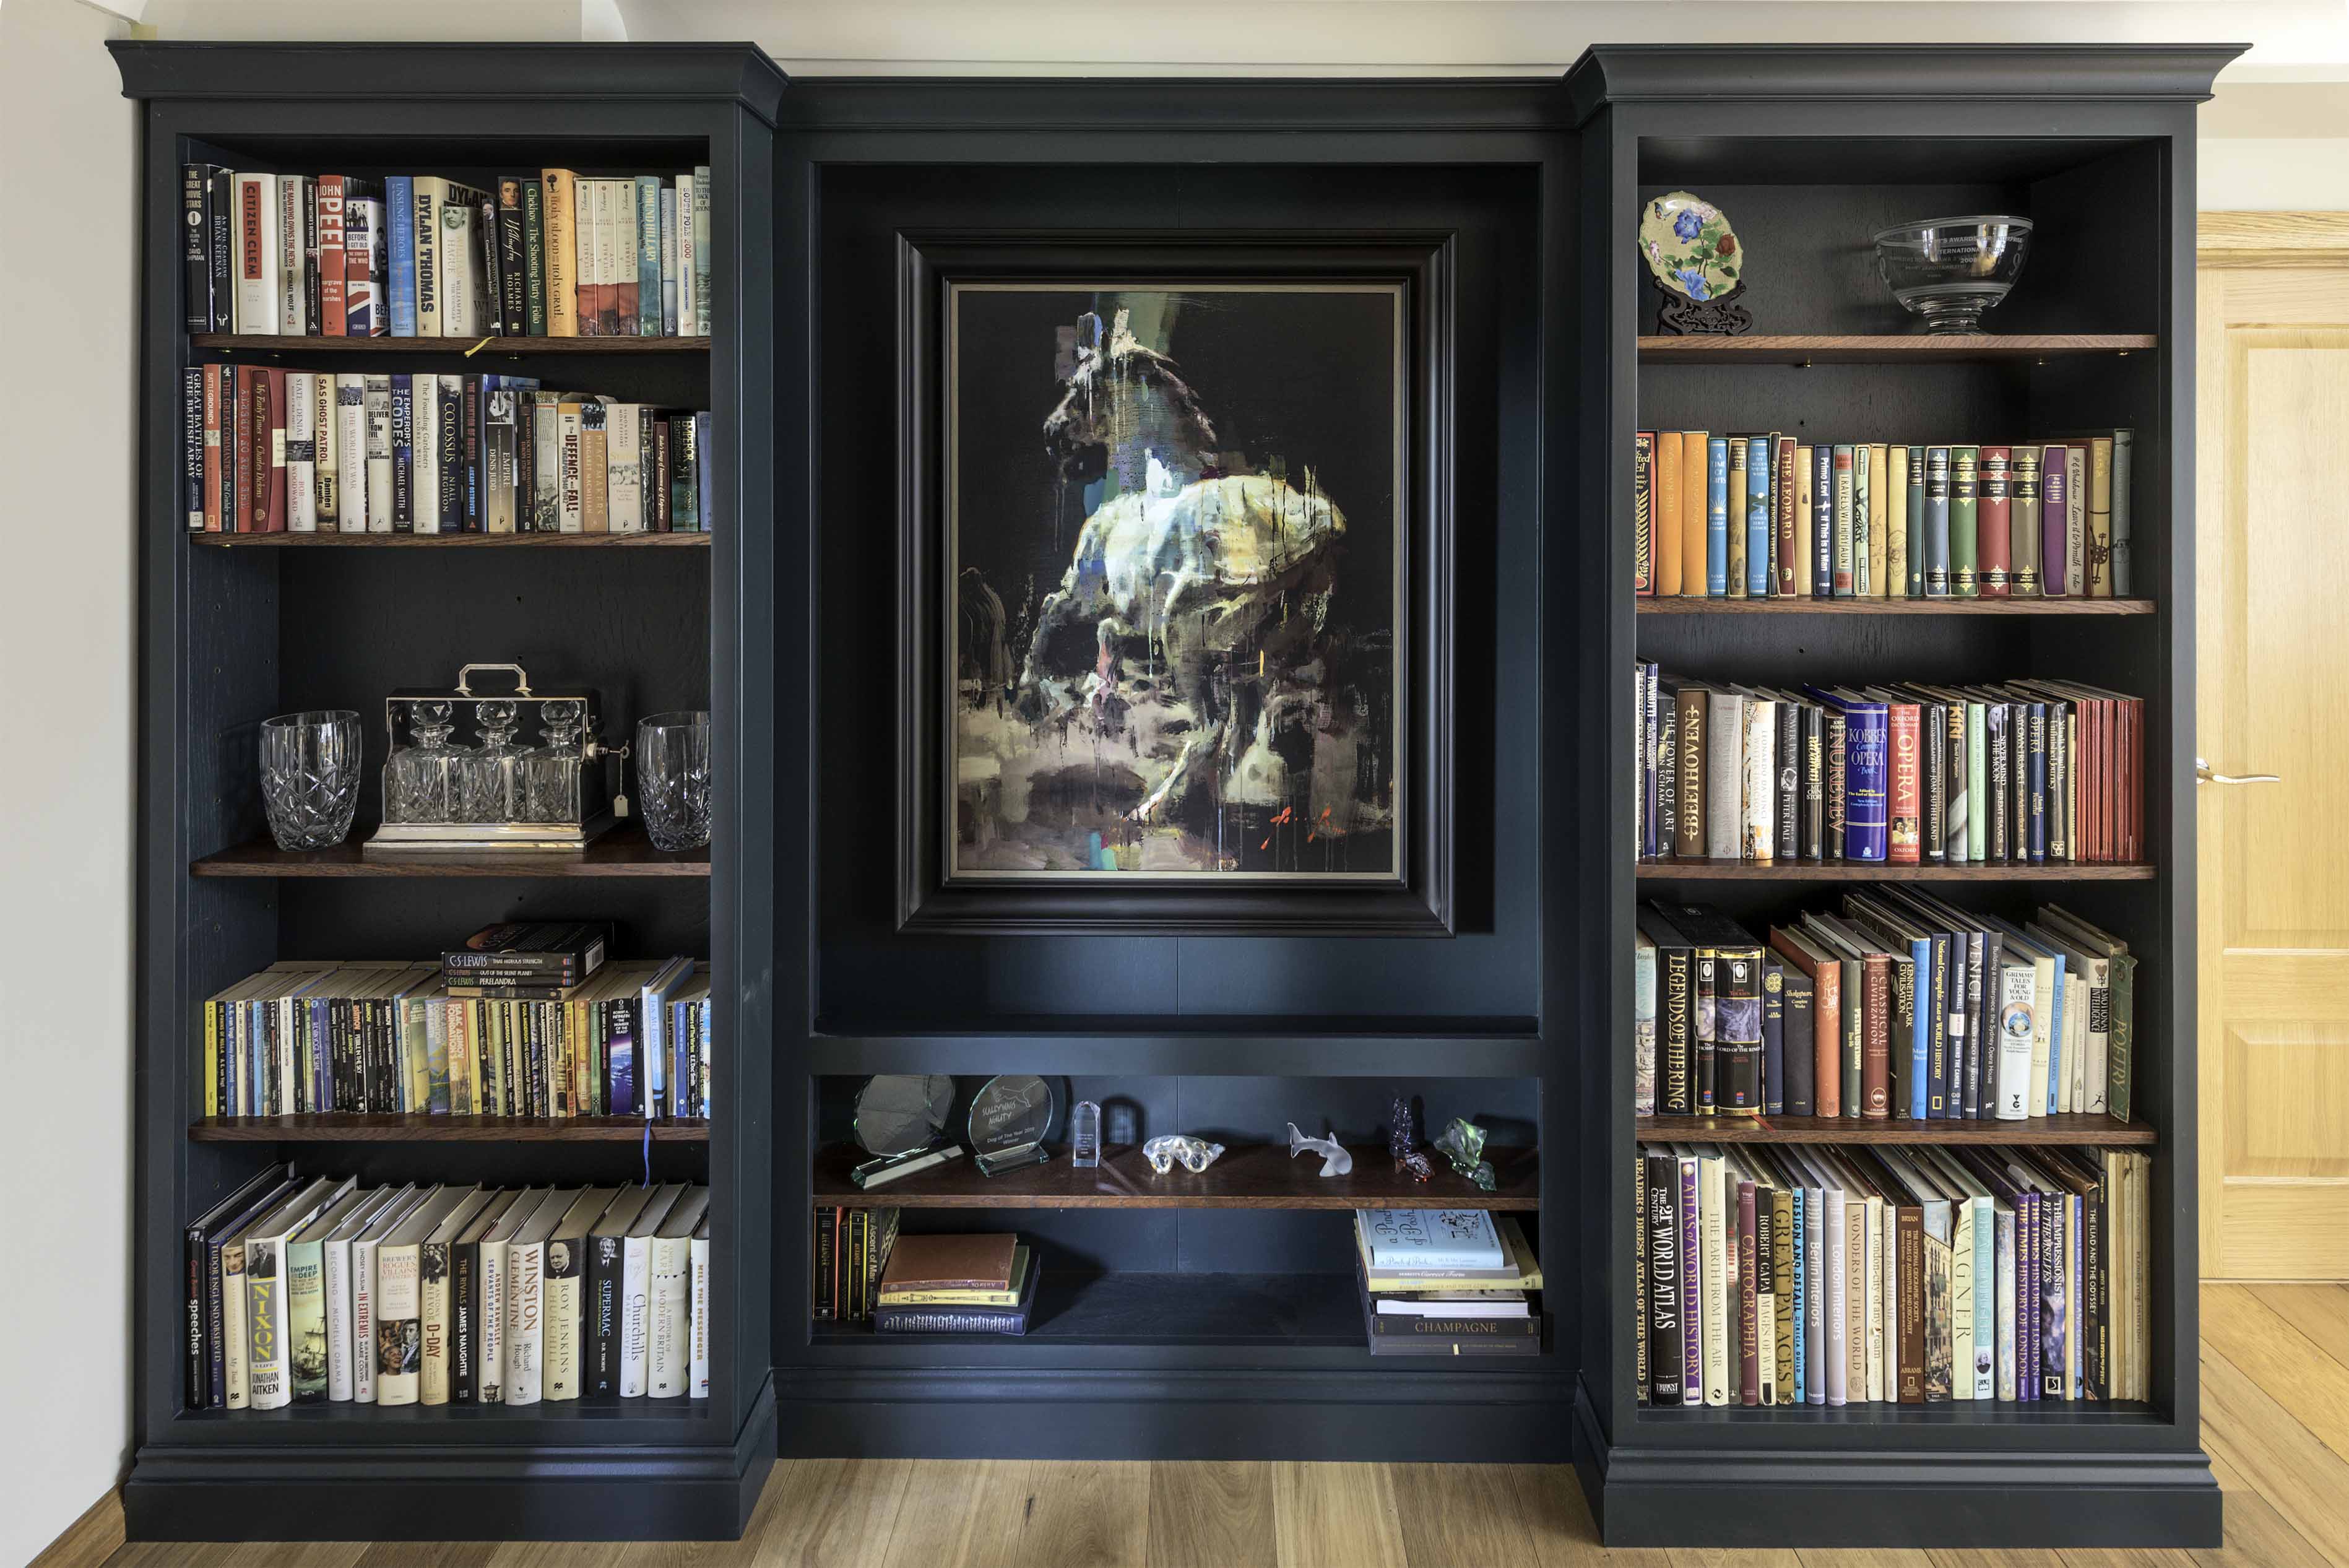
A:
[{"left": 1284, "top": 1122, "right": 1354, "bottom": 1177}]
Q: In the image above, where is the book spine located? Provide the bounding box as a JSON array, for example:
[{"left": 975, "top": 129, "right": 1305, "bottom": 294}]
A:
[
  {"left": 1743, "top": 436, "right": 1770, "bottom": 597},
  {"left": 691, "top": 168, "right": 712, "bottom": 332},
  {"left": 1738, "top": 1180, "right": 1760, "bottom": 1406},
  {"left": 1978, "top": 446, "right": 2012, "bottom": 597},
  {"left": 506, "top": 1243, "right": 545, "bottom": 1406},
  {"left": 1843, "top": 705, "right": 1889, "bottom": 862},
  {"left": 545, "top": 1233, "right": 586, "bottom": 1401},
  {"left": 2110, "top": 430, "right": 2133, "bottom": 596},
  {"left": 1632, "top": 431, "right": 1654, "bottom": 596},
  {"left": 345, "top": 196, "right": 384, "bottom": 336},
  {"left": 1634, "top": 937, "right": 1658, "bottom": 1117},
  {"left": 1922, "top": 446, "right": 1951, "bottom": 596},
  {"left": 660, "top": 186, "right": 681, "bottom": 338},
  {"left": 389, "top": 375, "right": 412, "bottom": 533},
  {"left": 1741, "top": 698, "right": 1773, "bottom": 865},
  {"left": 363, "top": 375, "right": 392, "bottom": 532},
  {"left": 1831, "top": 444, "right": 1854, "bottom": 595},
  {"left": 1716, "top": 948, "right": 1763, "bottom": 1116},
  {"left": 277, "top": 175, "right": 308, "bottom": 335},
  {"left": 182, "top": 368, "right": 206, "bottom": 531},
  {"left": 183, "top": 163, "right": 214, "bottom": 331},
  {"left": 246, "top": 1239, "right": 288, "bottom": 1408},
  {"left": 1699, "top": 1159, "right": 1729, "bottom": 1406},
  {"left": 1919, "top": 704, "right": 1946, "bottom": 863},
  {"left": 1950, "top": 445, "right": 1980, "bottom": 598},
  {"left": 1704, "top": 437, "right": 1729, "bottom": 595},
  {"left": 543, "top": 171, "right": 577, "bottom": 337},
  {"left": 636, "top": 176, "right": 664, "bottom": 337},
  {"left": 1677, "top": 1158, "right": 1703, "bottom": 1405},
  {"left": 1860, "top": 955, "right": 1892, "bottom": 1118},
  {"left": 1762, "top": 956, "right": 1785, "bottom": 1117},
  {"left": 1646, "top": 1153, "right": 1682, "bottom": 1403},
  {"left": 1887, "top": 704, "right": 1921, "bottom": 865},
  {"left": 1774, "top": 436, "right": 1799, "bottom": 597},
  {"left": 233, "top": 172, "right": 275, "bottom": 334},
  {"left": 2086, "top": 436, "right": 2115, "bottom": 596},
  {"left": 499, "top": 179, "right": 530, "bottom": 337},
  {"left": 384, "top": 175, "right": 416, "bottom": 337},
  {"left": 420, "top": 1241, "right": 454, "bottom": 1405},
  {"left": 2011, "top": 445, "right": 2043, "bottom": 595},
  {"left": 1903, "top": 446, "right": 1925, "bottom": 597},
  {"left": 620, "top": 1234, "right": 653, "bottom": 1396},
  {"left": 1896, "top": 1209, "right": 1924, "bottom": 1403},
  {"left": 690, "top": 1232, "right": 711, "bottom": 1398}
]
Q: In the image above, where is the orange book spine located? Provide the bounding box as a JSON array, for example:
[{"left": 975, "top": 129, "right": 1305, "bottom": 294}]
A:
[
  {"left": 1679, "top": 431, "right": 1708, "bottom": 597},
  {"left": 1655, "top": 431, "right": 1685, "bottom": 595}
]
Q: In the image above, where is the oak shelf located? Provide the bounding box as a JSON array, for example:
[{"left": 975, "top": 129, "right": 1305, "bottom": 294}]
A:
[
  {"left": 1637, "top": 1113, "right": 2152, "bottom": 1146},
  {"left": 191, "top": 825, "right": 709, "bottom": 878},
  {"left": 190, "top": 531, "right": 708, "bottom": 548},
  {"left": 191, "top": 333, "right": 710, "bottom": 355},
  {"left": 189, "top": 1114, "right": 708, "bottom": 1143},
  {"left": 1636, "top": 333, "right": 2157, "bottom": 365},
  {"left": 811, "top": 1140, "right": 1540, "bottom": 1210},
  {"left": 1637, "top": 597, "right": 2153, "bottom": 617},
  {"left": 1635, "top": 861, "right": 2155, "bottom": 882}
]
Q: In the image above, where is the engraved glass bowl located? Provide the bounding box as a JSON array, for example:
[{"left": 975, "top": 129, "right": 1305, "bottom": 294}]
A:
[
  {"left": 1872, "top": 215, "right": 2033, "bottom": 335},
  {"left": 259, "top": 710, "right": 363, "bottom": 851},
  {"left": 636, "top": 710, "right": 712, "bottom": 852}
]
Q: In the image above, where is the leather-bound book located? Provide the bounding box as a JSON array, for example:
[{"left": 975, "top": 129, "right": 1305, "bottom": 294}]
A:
[
  {"left": 1978, "top": 445, "right": 2012, "bottom": 597},
  {"left": 878, "top": 1232, "right": 1019, "bottom": 1295}
]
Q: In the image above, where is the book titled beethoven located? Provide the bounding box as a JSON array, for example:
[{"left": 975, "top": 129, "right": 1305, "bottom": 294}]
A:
[
  {"left": 443, "top": 921, "right": 610, "bottom": 988},
  {"left": 1357, "top": 1208, "right": 1505, "bottom": 1271}
]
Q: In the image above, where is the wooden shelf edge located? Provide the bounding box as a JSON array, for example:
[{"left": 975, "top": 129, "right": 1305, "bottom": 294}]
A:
[
  {"left": 189, "top": 1115, "right": 708, "bottom": 1142},
  {"left": 189, "top": 531, "right": 709, "bottom": 548},
  {"left": 1637, "top": 1114, "right": 2152, "bottom": 1146},
  {"left": 192, "top": 333, "right": 710, "bottom": 355},
  {"left": 1637, "top": 597, "right": 2154, "bottom": 616},
  {"left": 1637, "top": 333, "right": 2157, "bottom": 364},
  {"left": 811, "top": 1141, "right": 1541, "bottom": 1210},
  {"left": 1635, "top": 862, "right": 2155, "bottom": 881},
  {"left": 191, "top": 828, "right": 710, "bottom": 878}
]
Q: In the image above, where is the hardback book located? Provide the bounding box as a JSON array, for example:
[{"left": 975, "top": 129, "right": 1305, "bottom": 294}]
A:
[
  {"left": 2084, "top": 435, "right": 2116, "bottom": 596},
  {"left": 542, "top": 170, "right": 579, "bottom": 337},
  {"left": 321, "top": 1185, "right": 408, "bottom": 1403},
  {"left": 881, "top": 1245, "right": 1033, "bottom": 1308},
  {"left": 233, "top": 171, "right": 279, "bottom": 334},
  {"left": 1978, "top": 445, "right": 2012, "bottom": 597},
  {"left": 476, "top": 1186, "right": 556, "bottom": 1405},
  {"left": 1865, "top": 443, "right": 1889, "bottom": 597},
  {"left": 581, "top": 402, "right": 611, "bottom": 532},
  {"left": 675, "top": 172, "right": 700, "bottom": 337},
  {"left": 186, "top": 1165, "right": 296, "bottom": 1409},
  {"left": 594, "top": 178, "right": 622, "bottom": 336},
  {"left": 543, "top": 1188, "right": 621, "bottom": 1401},
  {"left": 374, "top": 1185, "right": 478, "bottom": 1407},
  {"left": 498, "top": 179, "right": 530, "bottom": 337},
  {"left": 613, "top": 178, "right": 641, "bottom": 336},
  {"left": 1359, "top": 1208, "right": 1504, "bottom": 1271},
  {"left": 242, "top": 1176, "right": 355, "bottom": 1410},
  {"left": 691, "top": 167, "right": 712, "bottom": 332},
  {"left": 690, "top": 1218, "right": 711, "bottom": 1400},
  {"left": 522, "top": 176, "right": 550, "bottom": 335},
  {"left": 2064, "top": 445, "right": 2088, "bottom": 595},
  {"left": 620, "top": 1184, "right": 688, "bottom": 1397},
  {"left": 283, "top": 373, "right": 316, "bottom": 531},
  {"left": 880, "top": 1231, "right": 1022, "bottom": 1293},
  {"left": 344, "top": 190, "right": 385, "bottom": 337},
  {"left": 441, "top": 189, "right": 490, "bottom": 338},
  {"left": 350, "top": 1185, "right": 428, "bottom": 1403},
  {"left": 576, "top": 178, "right": 604, "bottom": 336},
  {"left": 384, "top": 175, "right": 415, "bottom": 336},
  {"left": 503, "top": 1187, "right": 585, "bottom": 1407},
  {"left": 281, "top": 1187, "right": 374, "bottom": 1404},
  {"left": 418, "top": 1189, "right": 503, "bottom": 1405},
  {"left": 1651, "top": 430, "right": 1683, "bottom": 596},
  {"left": 647, "top": 1188, "right": 712, "bottom": 1398},
  {"left": 635, "top": 175, "right": 664, "bottom": 336},
  {"left": 1678, "top": 430, "right": 1708, "bottom": 599},
  {"left": 448, "top": 1190, "right": 522, "bottom": 1405},
  {"left": 275, "top": 173, "right": 308, "bottom": 336},
  {"left": 181, "top": 162, "right": 222, "bottom": 332},
  {"left": 2011, "top": 445, "right": 2044, "bottom": 596},
  {"left": 608, "top": 404, "right": 646, "bottom": 532},
  {"left": 389, "top": 375, "right": 413, "bottom": 532},
  {"left": 1741, "top": 434, "right": 1771, "bottom": 597},
  {"left": 308, "top": 373, "right": 338, "bottom": 526},
  {"left": 362, "top": 374, "right": 393, "bottom": 532},
  {"left": 1705, "top": 435, "right": 1730, "bottom": 595},
  {"left": 1949, "top": 445, "right": 1981, "bottom": 597},
  {"left": 1633, "top": 430, "right": 1655, "bottom": 594},
  {"left": 878, "top": 1257, "right": 1042, "bottom": 1338}
]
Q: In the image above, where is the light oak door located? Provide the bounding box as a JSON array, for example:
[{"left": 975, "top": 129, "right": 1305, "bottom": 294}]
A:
[{"left": 2197, "top": 215, "right": 2349, "bottom": 1280}]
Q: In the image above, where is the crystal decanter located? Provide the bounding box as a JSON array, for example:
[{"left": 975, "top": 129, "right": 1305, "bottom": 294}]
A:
[
  {"left": 456, "top": 699, "right": 525, "bottom": 823},
  {"left": 521, "top": 699, "right": 587, "bottom": 824},
  {"left": 381, "top": 698, "right": 465, "bottom": 823}
]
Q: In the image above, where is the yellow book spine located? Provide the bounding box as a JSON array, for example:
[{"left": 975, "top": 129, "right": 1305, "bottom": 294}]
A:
[
  {"left": 1679, "top": 431, "right": 1709, "bottom": 597},
  {"left": 542, "top": 171, "right": 577, "bottom": 337},
  {"left": 205, "top": 1000, "right": 220, "bottom": 1118}
]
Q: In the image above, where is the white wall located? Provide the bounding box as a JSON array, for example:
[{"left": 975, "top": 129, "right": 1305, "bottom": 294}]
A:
[
  {"left": 2, "top": 0, "right": 2338, "bottom": 1556},
  {"left": 0, "top": 1, "right": 136, "bottom": 1562}
]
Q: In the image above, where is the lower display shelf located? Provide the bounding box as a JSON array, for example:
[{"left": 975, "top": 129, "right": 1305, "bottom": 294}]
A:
[
  {"left": 1635, "top": 1399, "right": 2169, "bottom": 1426},
  {"left": 812, "top": 1140, "right": 1537, "bottom": 1209},
  {"left": 175, "top": 1396, "right": 714, "bottom": 1427},
  {"left": 812, "top": 1270, "right": 1548, "bottom": 1357}
]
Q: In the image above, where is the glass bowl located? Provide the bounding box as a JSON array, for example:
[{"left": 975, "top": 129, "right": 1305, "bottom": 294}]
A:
[{"left": 1872, "top": 215, "right": 2033, "bottom": 334}]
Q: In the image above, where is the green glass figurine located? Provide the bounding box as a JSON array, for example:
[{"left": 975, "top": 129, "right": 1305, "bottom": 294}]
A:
[{"left": 1434, "top": 1116, "right": 1495, "bottom": 1192}]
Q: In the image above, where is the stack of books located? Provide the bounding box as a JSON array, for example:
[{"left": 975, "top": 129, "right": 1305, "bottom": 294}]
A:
[
  {"left": 1632, "top": 431, "right": 2135, "bottom": 600},
  {"left": 181, "top": 165, "right": 714, "bottom": 339},
  {"left": 1635, "top": 896, "right": 2135, "bottom": 1125},
  {"left": 185, "top": 1169, "right": 709, "bottom": 1412},
  {"left": 200, "top": 922, "right": 710, "bottom": 1120},
  {"left": 809, "top": 1205, "right": 902, "bottom": 1323},
  {"left": 1354, "top": 1208, "right": 1541, "bottom": 1356},
  {"left": 1633, "top": 668, "right": 2143, "bottom": 867},
  {"left": 183, "top": 363, "right": 710, "bottom": 535},
  {"left": 1635, "top": 1143, "right": 2152, "bottom": 1408},
  {"left": 871, "top": 1232, "right": 1039, "bottom": 1336}
]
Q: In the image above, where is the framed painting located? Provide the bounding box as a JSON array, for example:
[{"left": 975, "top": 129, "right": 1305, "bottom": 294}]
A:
[{"left": 898, "top": 236, "right": 1454, "bottom": 935}]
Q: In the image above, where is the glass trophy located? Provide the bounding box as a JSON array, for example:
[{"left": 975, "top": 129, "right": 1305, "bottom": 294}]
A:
[
  {"left": 1070, "top": 1100, "right": 1101, "bottom": 1168},
  {"left": 967, "top": 1073, "right": 1055, "bottom": 1176},
  {"left": 849, "top": 1073, "right": 960, "bottom": 1189}
]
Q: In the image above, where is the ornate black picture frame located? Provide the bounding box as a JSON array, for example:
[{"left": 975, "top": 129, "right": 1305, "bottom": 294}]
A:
[{"left": 896, "top": 233, "right": 1455, "bottom": 936}]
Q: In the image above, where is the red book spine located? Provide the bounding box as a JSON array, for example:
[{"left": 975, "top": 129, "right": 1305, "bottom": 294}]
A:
[
  {"left": 264, "top": 368, "right": 288, "bottom": 532},
  {"left": 316, "top": 175, "right": 347, "bottom": 336},
  {"left": 1887, "top": 703, "right": 1921, "bottom": 864},
  {"left": 1862, "top": 953, "right": 1893, "bottom": 1118},
  {"left": 1978, "top": 445, "right": 2012, "bottom": 598},
  {"left": 1737, "top": 1179, "right": 1760, "bottom": 1406},
  {"left": 201, "top": 365, "right": 222, "bottom": 532},
  {"left": 231, "top": 368, "right": 254, "bottom": 533}
]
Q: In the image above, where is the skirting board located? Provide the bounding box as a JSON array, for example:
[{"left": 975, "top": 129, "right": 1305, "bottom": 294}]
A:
[
  {"left": 124, "top": 1380, "right": 774, "bottom": 1543},
  {"left": 1572, "top": 1384, "right": 2223, "bottom": 1549},
  {"left": 776, "top": 1366, "right": 1576, "bottom": 1462}
]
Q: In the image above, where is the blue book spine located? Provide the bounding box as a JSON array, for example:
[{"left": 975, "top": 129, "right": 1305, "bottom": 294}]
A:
[
  {"left": 2026, "top": 703, "right": 2048, "bottom": 863},
  {"left": 1810, "top": 444, "right": 1833, "bottom": 597},
  {"left": 385, "top": 176, "right": 417, "bottom": 337},
  {"left": 1908, "top": 937, "right": 1932, "bottom": 1120},
  {"left": 1744, "top": 436, "right": 1771, "bottom": 596},
  {"left": 1927, "top": 932, "right": 1952, "bottom": 1117},
  {"left": 1842, "top": 703, "right": 1890, "bottom": 861},
  {"left": 2046, "top": 953, "right": 2067, "bottom": 1113},
  {"left": 1924, "top": 445, "right": 1952, "bottom": 596},
  {"left": 1705, "top": 436, "right": 1729, "bottom": 594}
]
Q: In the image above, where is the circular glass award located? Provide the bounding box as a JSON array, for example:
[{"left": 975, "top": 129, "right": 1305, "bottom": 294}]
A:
[
  {"left": 967, "top": 1073, "right": 1055, "bottom": 1177},
  {"left": 849, "top": 1073, "right": 959, "bottom": 1189}
]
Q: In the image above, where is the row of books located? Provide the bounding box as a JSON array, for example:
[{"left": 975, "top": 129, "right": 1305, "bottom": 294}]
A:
[
  {"left": 1635, "top": 1143, "right": 2152, "bottom": 1408},
  {"left": 200, "top": 957, "right": 712, "bottom": 1120},
  {"left": 1634, "top": 669, "right": 2145, "bottom": 865},
  {"left": 185, "top": 1166, "right": 709, "bottom": 1411},
  {"left": 1631, "top": 432, "right": 2135, "bottom": 600},
  {"left": 1635, "top": 896, "right": 2135, "bottom": 1124},
  {"left": 810, "top": 1205, "right": 903, "bottom": 1324},
  {"left": 181, "top": 364, "right": 709, "bottom": 534},
  {"left": 183, "top": 166, "right": 712, "bottom": 339},
  {"left": 1357, "top": 1208, "right": 1542, "bottom": 1357}
]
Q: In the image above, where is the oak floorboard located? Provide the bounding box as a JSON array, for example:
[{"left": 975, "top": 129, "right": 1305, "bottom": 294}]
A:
[
  {"left": 2199, "top": 1345, "right": 2349, "bottom": 1568},
  {"left": 2200, "top": 1285, "right": 2349, "bottom": 1468},
  {"left": 954, "top": 1460, "right": 1151, "bottom": 1568},
  {"left": 1389, "top": 1462, "right": 1544, "bottom": 1566},
  {"left": 1799, "top": 1552, "right": 1937, "bottom": 1568},
  {"left": 1146, "top": 1462, "right": 1278, "bottom": 1568},
  {"left": 746, "top": 1459, "right": 913, "bottom": 1568},
  {"left": 1672, "top": 1549, "right": 1802, "bottom": 1567},
  {"left": 1503, "top": 1464, "right": 1613, "bottom": 1567},
  {"left": 1270, "top": 1462, "right": 1408, "bottom": 1568},
  {"left": 2195, "top": 1447, "right": 2336, "bottom": 1568},
  {"left": 872, "top": 1460, "right": 990, "bottom": 1568},
  {"left": 2248, "top": 1285, "right": 2349, "bottom": 1377}
]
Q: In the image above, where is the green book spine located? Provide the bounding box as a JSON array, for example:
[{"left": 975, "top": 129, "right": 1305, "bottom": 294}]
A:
[
  {"left": 1905, "top": 446, "right": 1926, "bottom": 597},
  {"left": 1950, "top": 444, "right": 1981, "bottom": 598},
  {"left": 2107, "top": 953, "right": 2134, "bottom": 1124},
  {"left": 521, "top": 179, "right": 548, "bottom": 337},
  {"left": 1851, "top": 445, "right": 1872, "bottom": 596},
  {"left": 1965, "top": 704, "right": 1988, "bottom": 864}
]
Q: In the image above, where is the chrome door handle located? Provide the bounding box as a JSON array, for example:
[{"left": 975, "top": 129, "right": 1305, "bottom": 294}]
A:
[{"left": 2196, "top": 758, "right": 2280, "bottom": 785}]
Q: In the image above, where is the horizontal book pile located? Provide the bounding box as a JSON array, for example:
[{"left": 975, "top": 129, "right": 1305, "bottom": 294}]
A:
[
  {"left": 1635, "top": 1143, "right": 2152, "bottom": 1409},
  {"left": 1632, "top": 431, "right": 2135, "bottom": 600},
  {"left": 202, "top": 928, "right": 710, "bottom": 1120},
  {"left": 810, "top": 1206, "right": 902, "bottom": 1325},
  {"left": 182, "top": 364, "right": 709, "bottom": 534},
  {"left": 1637, "top": 896, "right": 2134, "bottom": 1124},
  {"left": 183, "top": 165, "right": 712, "bottom": 339},
  {"left": 869, "top": 1232, "right": 1042, "bottom": 1336},
  {"left": 186, "top": 1168, "right": 709, "bottom": 1412},
  {"left": 1634, "top": 669, "right": 2144, "bottom": 865},
  {"left": 1356, "top": 1207, "right": 1542, "bottom": 1356}
]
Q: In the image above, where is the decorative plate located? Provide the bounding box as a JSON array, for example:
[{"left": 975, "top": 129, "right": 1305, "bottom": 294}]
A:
[{"left": 1640, "top": 192, "right": 1742, "bottom": 302}]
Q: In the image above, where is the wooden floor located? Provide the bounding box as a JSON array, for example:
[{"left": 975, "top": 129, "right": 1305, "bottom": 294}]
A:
[{"left": 102, "top": 1284, "right": 2349, "bottom": 1568}]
